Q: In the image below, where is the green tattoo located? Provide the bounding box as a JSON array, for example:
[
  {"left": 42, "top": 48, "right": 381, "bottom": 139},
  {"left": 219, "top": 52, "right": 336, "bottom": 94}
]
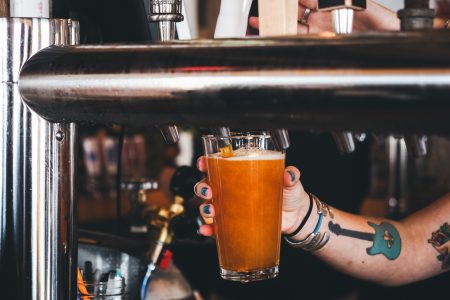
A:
[
  {"left": 428, "top": 223, "right": 450, "bottom": 270},
  {"left": 329, "top": 221, "right": 401, "bottom": 260},
  {"left": 367, "top": 222, "right": 401, "bottom": 260}
]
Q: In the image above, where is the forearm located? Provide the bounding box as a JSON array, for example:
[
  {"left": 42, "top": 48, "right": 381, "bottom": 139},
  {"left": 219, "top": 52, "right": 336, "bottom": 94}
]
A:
[
  {"left": 287, "top": 193, "right": 450, "bottom": 286},
  {"left": 354, "top": 0, "right": 400, "bottom": 31}
]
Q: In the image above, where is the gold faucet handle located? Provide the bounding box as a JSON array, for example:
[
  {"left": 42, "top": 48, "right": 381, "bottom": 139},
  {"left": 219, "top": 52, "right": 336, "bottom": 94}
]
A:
[{"left": 169, "top": 195, "right": 185, "bottom": 219}]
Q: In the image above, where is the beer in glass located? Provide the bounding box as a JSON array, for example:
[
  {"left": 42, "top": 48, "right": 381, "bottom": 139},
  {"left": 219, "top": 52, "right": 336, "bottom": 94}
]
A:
[{"left": 202, "top": 133, "right": 285, "bottom": 282}]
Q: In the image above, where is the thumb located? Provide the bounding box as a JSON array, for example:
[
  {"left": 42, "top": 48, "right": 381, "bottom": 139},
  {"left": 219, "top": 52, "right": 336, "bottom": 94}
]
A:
[
  {"left": 284, "top": 166, "right": 301, "bottom": 188},
  {"left": 283, "top": 166, "right": 307, "bottom": 212}
]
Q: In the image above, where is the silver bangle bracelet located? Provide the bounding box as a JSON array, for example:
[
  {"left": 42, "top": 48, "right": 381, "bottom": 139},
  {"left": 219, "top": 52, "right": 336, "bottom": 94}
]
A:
[{"left": 284, "top": 194, "right": 333, "bottom": 252}]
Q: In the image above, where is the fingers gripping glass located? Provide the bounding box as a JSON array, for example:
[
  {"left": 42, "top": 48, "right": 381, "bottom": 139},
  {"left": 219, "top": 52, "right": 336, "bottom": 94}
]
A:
[{"left": 202, "top": 133, "right": 285, "bottom": 282}]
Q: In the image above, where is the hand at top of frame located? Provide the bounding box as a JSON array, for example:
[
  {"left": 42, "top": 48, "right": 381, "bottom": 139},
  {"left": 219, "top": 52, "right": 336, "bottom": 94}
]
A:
[
  {"left": 194, "top": 156, "right": 310, "bottom": 237},
  {"left": 248, "top": 0, "right": 400, "bottom": 35}
]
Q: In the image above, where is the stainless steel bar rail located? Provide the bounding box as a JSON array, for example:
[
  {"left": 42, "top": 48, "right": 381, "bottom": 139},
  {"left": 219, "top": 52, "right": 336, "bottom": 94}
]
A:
[{"left": 19, "top": 31, "right": 450, "bottom": 134}]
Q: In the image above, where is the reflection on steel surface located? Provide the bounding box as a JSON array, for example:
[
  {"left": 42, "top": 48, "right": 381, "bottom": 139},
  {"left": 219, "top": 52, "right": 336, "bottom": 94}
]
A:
[
  {"left": 19, "top": 32, "right": 450, "bottom": 134},
  {"left": 0, "top": 17, "right": 79, "bottom": 300}
]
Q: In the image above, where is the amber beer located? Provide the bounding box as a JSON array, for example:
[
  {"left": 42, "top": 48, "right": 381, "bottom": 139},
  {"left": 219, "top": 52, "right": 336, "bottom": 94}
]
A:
[{"left": 203, "top": 134, "right": 285, "bottom": 282}]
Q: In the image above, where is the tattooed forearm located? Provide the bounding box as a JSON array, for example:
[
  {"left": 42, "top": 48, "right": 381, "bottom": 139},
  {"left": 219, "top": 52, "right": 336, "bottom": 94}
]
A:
[
  {"left": 329, "top": 221, "right": 401, "bottom": 260},
  {"left": 428, "top": 223, "right": 450, "bottom": 270}
]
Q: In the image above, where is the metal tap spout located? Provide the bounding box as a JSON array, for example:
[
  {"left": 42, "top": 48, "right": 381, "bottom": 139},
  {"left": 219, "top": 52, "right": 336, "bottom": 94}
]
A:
[{"left": 269, "top": 129, "right": 291, "bottom": 151}]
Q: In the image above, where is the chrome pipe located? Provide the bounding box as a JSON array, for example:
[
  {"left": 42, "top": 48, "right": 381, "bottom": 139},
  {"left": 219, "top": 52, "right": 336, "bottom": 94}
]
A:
[
  {"left": 0, "top": 17, "right": 78, "bottom": 300},
  {"left": 19, "top": 32, "right": 450, "bottom": 134},
  {"left": 0, "top": 82, "right": 25, "bottom": 298},
  {"left": 1, "top": 18, "right": 32, "bottom": 299}
]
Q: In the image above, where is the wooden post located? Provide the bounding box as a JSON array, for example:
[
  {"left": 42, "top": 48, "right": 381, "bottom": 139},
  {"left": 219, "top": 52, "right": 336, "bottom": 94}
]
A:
[{"left": 258, "top": 0, "right": 298, "bottom": 36}]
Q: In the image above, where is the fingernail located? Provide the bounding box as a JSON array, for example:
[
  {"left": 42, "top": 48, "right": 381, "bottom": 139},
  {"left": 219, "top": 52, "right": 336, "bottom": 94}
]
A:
[
  {"left": 201, "top": 187, "right": 208, "bottom": 197},
  {"left": 287, "top": 170, "right": 296, "bottom": 182},
  {"left": 196, "top": 157, "right": 201, "bottom": 169},
  {"left": 203, "top": 205, "right": 211, "bottom": 215}
]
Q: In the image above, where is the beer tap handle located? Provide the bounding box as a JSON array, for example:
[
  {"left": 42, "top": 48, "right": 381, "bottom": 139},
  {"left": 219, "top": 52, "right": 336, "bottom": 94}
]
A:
[
  {"left": 331, "top": 7, "right": 354, "bottom": 34},
  {"left": 258, "top": 0, "right": 298, "bottom": 37},
  {"left": 215, "top": 0, "right": 254, "bottom": 38},
  {"left": 317, "top": 0, "right": 366, "bottom": 34},
  {"left": 149, "top": 0, "right": 184, "bottom": 40}
]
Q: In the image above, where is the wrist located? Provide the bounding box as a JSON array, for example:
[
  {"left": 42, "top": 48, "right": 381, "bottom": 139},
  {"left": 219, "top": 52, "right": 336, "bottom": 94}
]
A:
[
  {"left": 283, "top": 191, "right": 311, "bottom": 235},
  {"left": 290, "top": 200, "right": 320, "bottom": 241}
]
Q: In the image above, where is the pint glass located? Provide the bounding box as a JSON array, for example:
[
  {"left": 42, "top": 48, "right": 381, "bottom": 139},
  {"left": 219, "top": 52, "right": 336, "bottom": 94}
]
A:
[{"left": 202, "top": 133, "right": 285, "bottom": 282}]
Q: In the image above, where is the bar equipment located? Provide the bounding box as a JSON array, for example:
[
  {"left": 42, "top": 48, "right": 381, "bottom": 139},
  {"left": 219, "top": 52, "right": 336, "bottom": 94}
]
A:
[
  {"left": 381, "top": 0, "right": 435, "bottom": 220},
  {"left": 215, "top": 0, "right": 253, "bottom": 38},
  {"left": 332, "top": 132, "right": 356, "bottom": 155},
  {"left": 1, "top": 17, "right": 79, "bottom": 300},
  {"left": 19, "top": 32, "right": 450, "bottom": 133},
  {"left": 398, "top": 0, "right": 435, "bottom": 31},
  {"left": 386, "top": 136, "right": 408, "bottom": 219},
  {"left": 140, "top": 195, "right": 185, "bottom": 299},
  {"left": 212, "top": 0, "right": 254, "bottom": 153},
  {"left": 398, "top": 0, "right": 434, "bottom": 158},
  {"left": 148, "top": 0, "right": 183, "bottom": 144},
  {"left": 121, "top": 180, "right": 159, "bottom": 234},
  {"left": 256, "top": 0, "right": 297, "bottom": 151},
  {"left": 318, "top": 0, "right": 367, "bottom": 154},
  {"left": 2, "top": 0, "right": 450, "bottom": 298},
  {"left": 78, "top": 230, "right": 193, "bottom": 300},
  {"left": 318, "top": 0, "right": 367, "bottom": 34}
]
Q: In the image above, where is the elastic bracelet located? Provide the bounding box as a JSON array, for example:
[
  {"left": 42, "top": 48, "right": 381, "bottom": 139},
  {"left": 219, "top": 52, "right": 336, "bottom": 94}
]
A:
[
  {"left": 284, "top": 193, "right": 314, "bottom": 238},
  {"left": 312, "top": 211, "right": 324, "bottom": 235}
]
